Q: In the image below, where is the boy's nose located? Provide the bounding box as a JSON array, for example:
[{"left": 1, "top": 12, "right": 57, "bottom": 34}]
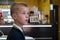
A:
[{"left": 26, "top": 14, "right": 29, "bottom": 18}]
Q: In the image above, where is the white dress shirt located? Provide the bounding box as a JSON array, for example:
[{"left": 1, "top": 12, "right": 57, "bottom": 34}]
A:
[{"left": 13, "top": 23, "right": 23, "bottom": 32}]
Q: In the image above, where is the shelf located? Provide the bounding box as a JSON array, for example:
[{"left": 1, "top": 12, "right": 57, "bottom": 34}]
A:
[{"left": 0, "top": 25, "right": 52, "bottom": 27}]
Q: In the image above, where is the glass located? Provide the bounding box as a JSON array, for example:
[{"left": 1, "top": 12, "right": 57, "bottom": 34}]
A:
[{"left": 0, "top": 8, "right": 14, "bottom": 25}]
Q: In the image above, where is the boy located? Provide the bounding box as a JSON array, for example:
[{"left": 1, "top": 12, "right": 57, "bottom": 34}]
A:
[{"left": 7, "top": 2, "right": 29, "bottom": 40}]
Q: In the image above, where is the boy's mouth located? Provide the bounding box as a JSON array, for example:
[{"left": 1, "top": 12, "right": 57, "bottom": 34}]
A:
[{"left": 25, "top": 19, "right": 28, "bottom": 22}]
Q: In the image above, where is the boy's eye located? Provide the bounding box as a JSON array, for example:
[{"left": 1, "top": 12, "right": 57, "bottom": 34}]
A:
[
  {"left": 22, "top": 13, "right": 25, "bottom": 14},
  {"left": 22, "top": 12, "right": 28, "bottom": 15}
]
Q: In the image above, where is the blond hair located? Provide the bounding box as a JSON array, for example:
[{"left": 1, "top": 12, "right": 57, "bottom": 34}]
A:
[{"left": 10, "top": 2, "right": 28, "bottom": 15}]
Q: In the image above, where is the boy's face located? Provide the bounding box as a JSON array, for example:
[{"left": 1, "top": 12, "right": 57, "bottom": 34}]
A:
[{"left": 13, "top": 6, "right": 29, "bottom": 25}]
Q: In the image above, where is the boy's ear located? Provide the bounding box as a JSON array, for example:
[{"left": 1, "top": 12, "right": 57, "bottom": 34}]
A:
[{"left": 12, "top": 14, "right": 17, "bottom": 19}]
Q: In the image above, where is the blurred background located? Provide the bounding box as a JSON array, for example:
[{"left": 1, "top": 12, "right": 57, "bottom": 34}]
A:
[{"left": 0, "top": 0, "right": 60, "bottom": 40}]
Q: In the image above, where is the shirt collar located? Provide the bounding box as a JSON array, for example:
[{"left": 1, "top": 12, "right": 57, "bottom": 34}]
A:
[{"left": 13, "top": 23, "right": 23, "bottom": 32}]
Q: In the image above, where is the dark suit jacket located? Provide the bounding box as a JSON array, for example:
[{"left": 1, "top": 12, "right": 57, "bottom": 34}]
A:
[{"left": 7, "top": 27, "right": 25, "bottom": 40}]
